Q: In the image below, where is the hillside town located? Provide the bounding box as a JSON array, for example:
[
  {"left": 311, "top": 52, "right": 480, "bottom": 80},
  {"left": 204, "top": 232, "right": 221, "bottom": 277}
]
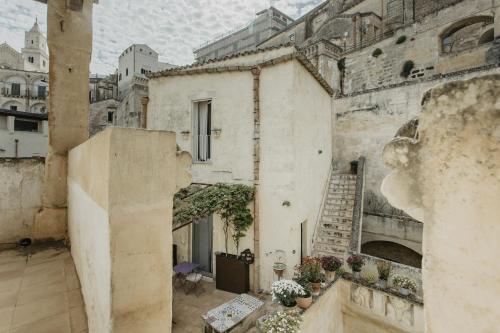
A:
[{"left": 0, "top": 0, "right": 499, "bottom": 332}]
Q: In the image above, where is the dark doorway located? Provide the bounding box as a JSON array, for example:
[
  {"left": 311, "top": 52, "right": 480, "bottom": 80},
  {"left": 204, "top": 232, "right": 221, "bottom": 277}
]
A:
[
  {"left": 361, "top": 241, "right": 422, "bottom": 268},
  {"left": 192, "top": 215, "right": 213, "bottom": 275}
]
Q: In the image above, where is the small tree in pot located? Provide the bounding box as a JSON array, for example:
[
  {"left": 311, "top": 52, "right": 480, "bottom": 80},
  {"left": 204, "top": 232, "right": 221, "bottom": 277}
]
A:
[
  {"left": 321, "top": 255, "right": 342, "bottom": 283},
  {"left": 377, "top": 261, "right": 392, "bottom": 288},
  {"left": 347, "top": 255, "right": 365, "bottom": 279}
]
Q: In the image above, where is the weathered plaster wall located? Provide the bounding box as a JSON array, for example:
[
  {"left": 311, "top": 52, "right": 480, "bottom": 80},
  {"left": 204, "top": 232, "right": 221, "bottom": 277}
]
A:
[
  {"left": 259, "top": 60, "right": 332, "bottom": 290},
  {"left": 68, "top": 127, "right": 191, "bottom": 332},
  {"left": 148, "top": 71, "right": 254, "bottom": 184},
  {"left": 0, "top": 158, "right": 43, "bottom": 243},
  {"left": 381, "top": 75, "right": 500, "bottom": 333}
]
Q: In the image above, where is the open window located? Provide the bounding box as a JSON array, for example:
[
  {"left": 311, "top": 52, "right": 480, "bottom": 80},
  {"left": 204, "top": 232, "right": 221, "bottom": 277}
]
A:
[
  {"left": 193, "top": 100, "right": 212, "bottom": 162},
  {"left": 440, "top": 16, "right": 494, "bottom": 54}
]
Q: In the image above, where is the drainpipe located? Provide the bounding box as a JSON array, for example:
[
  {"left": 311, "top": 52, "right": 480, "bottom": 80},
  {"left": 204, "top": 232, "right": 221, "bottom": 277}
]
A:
[
  {"left": 251, "top": 67, "right": 261, "bottom": 292},
  {"left": 14, "top": 139, "right": 19, "bottom": 158}
]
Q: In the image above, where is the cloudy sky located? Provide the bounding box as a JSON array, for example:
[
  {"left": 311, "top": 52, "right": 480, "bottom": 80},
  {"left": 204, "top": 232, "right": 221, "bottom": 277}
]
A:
[{"left": 0, "top": 0, "right": 322, "bottom": 74}]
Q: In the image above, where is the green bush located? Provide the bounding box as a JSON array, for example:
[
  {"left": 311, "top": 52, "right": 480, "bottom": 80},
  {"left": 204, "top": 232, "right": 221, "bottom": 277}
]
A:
[
  {"left": 372, "top": 48, "right": 383, "bottom": 58},
  {"left": 400, "top": 60, "right": 415, "bottom": 78},
  {"left": 396, "top": 35, "right": 407, "bottom": 44}
]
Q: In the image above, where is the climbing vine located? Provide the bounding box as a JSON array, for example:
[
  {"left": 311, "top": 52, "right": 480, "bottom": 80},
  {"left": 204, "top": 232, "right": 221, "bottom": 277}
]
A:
[{"left": 173, "top": 183, "right": 254, "bottom": 255}]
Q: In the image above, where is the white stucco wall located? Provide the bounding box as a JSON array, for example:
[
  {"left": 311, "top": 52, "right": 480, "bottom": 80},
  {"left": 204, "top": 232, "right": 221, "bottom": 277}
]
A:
[
  {"left": 0, "top": 116, "right": 48, "bottom": 157},
  {"left": 148, "top": 71, "right": 255, "bottom": 184},
  {"left": 258, "top": 60, "right": 332, "bottom": 290}
]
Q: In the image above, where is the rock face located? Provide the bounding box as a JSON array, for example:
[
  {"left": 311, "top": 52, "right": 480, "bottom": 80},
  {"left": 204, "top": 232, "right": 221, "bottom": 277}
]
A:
[{"left": 381, "top": 75, "right": 500, "bottom": 333}]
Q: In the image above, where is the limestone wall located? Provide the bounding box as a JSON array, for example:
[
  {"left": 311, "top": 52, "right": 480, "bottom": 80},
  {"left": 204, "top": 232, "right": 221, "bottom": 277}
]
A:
[
  {"left": 300, "top": 279, "right": 424, "bottom": 333},
  {"left": 68, "top": 127, "right": 190, "bottom": 333},
  {"left": 0, "top": 158, "right": 43, "bottom": 243},
  {"left": 343, "top": 0, "right": 497, "bottom": 94}
]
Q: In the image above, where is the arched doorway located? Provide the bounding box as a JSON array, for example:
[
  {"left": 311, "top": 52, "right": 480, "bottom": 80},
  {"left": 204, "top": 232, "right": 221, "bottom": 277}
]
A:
[{"left": 361, "top": 241, "right": 422, "bottom": 268}]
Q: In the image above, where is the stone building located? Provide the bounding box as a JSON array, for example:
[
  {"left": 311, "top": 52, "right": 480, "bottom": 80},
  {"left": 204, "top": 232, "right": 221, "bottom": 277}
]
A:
[
  {"left": 0, "top": 20, "right": 49, "bottom": 157},
  {"left": 148, "top": 45, "right": 333, "bottom": 291},
  {"left": 115, "top": 44, "right": 175, "bottom": 128},
  {"left": 89, "top": 73, "right": 119, "bottom": 136},
  {"left": 193, "top": 7, "right": 294, "bottom": 62}
]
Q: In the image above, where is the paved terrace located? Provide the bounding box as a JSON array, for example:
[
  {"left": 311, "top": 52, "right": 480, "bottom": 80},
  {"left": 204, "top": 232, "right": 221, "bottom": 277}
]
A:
[{"left": 0, "top": 244, "right": 87, "bottom": 333}]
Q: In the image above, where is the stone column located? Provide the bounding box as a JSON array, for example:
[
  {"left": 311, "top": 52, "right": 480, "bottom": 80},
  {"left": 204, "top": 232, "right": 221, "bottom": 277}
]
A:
[
  {"left": 381, "top": 75, "right": 500, "bottom": 333},
  {"left": 140, "top": 96, "right": 149, "bottom": 129},
  {"left": 35, "top": 0, "right": 94, "bottom": 240}
]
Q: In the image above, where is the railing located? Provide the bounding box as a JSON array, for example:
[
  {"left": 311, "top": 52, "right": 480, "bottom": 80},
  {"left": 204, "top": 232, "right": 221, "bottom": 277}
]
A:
[
  {"left": 311, "top": 159, "right": 335, "bottom": 254},
  {"left": 349, "top": 156, "right": 365, "bottom": 253},
  {"left": 343, "top": 30, "right": 395, "bottom": 54}
]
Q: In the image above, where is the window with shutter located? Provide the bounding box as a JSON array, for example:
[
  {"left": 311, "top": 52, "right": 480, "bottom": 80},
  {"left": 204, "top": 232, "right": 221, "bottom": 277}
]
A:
[{"left": 193, "top": 100, "right": 212, "bottom": 162}]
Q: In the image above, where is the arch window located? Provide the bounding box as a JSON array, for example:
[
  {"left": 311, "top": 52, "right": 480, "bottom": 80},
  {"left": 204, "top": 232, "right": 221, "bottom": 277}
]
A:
[
  {"left": 440, "top": 16, "right": 494, "bottom": 54},
  {"left": 361, "top": 241, "right": 422, "bottom": 268}
]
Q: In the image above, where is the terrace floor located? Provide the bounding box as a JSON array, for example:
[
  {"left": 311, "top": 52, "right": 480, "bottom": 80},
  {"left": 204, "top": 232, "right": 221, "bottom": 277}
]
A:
[
  {"left": 0, "top": 245, "right": 87, "bottom": 333},
  {"left": 172, "top": 280, "right": 236, "bottom": 333}
]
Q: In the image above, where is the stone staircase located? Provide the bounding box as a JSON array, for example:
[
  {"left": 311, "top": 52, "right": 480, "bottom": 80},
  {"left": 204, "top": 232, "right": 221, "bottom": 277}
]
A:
[{"left": 313, "top": 172, "right": 358, "bottom": 258}]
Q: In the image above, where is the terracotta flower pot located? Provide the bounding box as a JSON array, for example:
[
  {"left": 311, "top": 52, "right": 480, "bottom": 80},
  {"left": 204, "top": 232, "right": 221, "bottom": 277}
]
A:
[
  {"left": 296, "top": 296, "right": 313, "bottom": 309},
  {"left": 311, "top": 282, "right": 321, "bottom": 296}
]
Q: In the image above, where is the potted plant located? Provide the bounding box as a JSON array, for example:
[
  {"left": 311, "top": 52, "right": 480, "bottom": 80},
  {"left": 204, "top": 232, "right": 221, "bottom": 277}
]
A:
[
  {"left": 321, "top": 255, "right": 342, "bottom": 283},
  {"left": 293, "top": 274, "right": 313, "bottom": 309},
  {"left": 271, "top": 280, "right": 305, "bottom": 309},
  {"left": 377, "top": 261, "right": 392, "bottom": 288},
  {"left": 262, "top": 310, "right": 302, "bottom": 333},
  {"left": 392, "top": 275, "right": 417, "bottom": 296},
  {"left": 296, "top": 257, "right": 324, "bottom": 296},
  {"left": 347, "top": 254, "right": 364, "bottom": 279}
]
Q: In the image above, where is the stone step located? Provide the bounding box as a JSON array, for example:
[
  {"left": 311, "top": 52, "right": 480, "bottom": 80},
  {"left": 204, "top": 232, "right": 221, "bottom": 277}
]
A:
[
  {"left": 317, "top": 230, "right": 352, "bottom": 240},
  {"left": 321, "top": 210, "right": 355, "bottom": 218},
  {"left": 314, "top": 244, "right": 348, "bottom": 255},
  {"left": 321, "top": 215, "right": 352, "bottom": 224},
  {"left": 323, "top": 203, "right": 355, "bottom": 211},
  {"left": 326, "top": 192, "right": 356, "bottom": 199},
  {"left": 316, "top": 237, "right": 351, "bottom": 247},
  {"left": 320, "top": 222, "right": 352, "bottom": 231}
]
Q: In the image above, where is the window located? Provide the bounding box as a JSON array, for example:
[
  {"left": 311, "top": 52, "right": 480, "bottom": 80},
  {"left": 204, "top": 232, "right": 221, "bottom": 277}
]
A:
[
  {"left": 43, "top": 60, "right": 46, "bottom": 67},
  {"left": 31, "top": 40, "right": 34, "bottom": 44},
  {"left": 119, "top": 73, "right": 122, "bottom": 81},
  {"left": 10, "top": 105, "right": 18, "bottom": 111},
  {"left": 193, "top": 100, "right": 212, "bottom": 162},
  {"left": 11, "top": 83, "right": 21, "bottom": 96},
  {"left": 107, "top": 111, "right": 114, "bottom": 123},
  {"left": 28, "top": 56, "right": 34, "bottom": 63},
  {"left": 126, "top": 68, "right": 128, "bottom": 76},
  {"left": 14, "top": 119, "right": 39, "bottom": 132},
  {"left": 38, "top": 86, "right": 46, "bottom": 98}
]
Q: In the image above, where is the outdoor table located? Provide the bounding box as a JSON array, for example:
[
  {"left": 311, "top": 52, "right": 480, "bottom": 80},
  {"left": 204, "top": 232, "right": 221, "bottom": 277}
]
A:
[
  {"left": 173, "top": 262, "right": 199, "bottom": 287},
  {"left": 202, "top": 294, "right": 264, "bottom": 333}
]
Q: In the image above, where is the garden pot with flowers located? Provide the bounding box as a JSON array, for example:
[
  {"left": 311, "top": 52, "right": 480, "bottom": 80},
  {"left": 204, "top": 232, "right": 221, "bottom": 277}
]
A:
[
  {"left": 296, "top": 257, "right": 324, "bottom": 296},
  {"left": 377, "top": 261, "right": 392, "bottom": 289},
  {"left": 271, "top": 279, "right": 304, "bottom": 309},
  {"left": 347, "top": 254, "right": 364, "bottom": 279},
  {"left": 293, "top": 274, "right": 313, "bottom": 309},
  {"left": 262, "top": 310, "right": 302, "bottom": 333},
  {"left": 321, "top": 255, "right": 342, "bottom": 283},
  {"left": 392, "top": 275, "right": 417, "bottom": 296}
]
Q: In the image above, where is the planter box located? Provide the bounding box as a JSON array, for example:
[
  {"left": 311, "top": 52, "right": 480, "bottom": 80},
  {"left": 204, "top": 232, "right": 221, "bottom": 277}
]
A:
[{"left": 216, "top": 253, "right": 249, "bottom": 294}]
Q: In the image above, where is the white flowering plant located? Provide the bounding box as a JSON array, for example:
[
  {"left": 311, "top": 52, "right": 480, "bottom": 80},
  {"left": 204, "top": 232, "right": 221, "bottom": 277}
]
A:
[
  {"left": 262, "top": 310, "right": 302, "bottom": 333},
  {"left": 271, "top": 279, "right": 305, "bottom": 307},
  {"left": 392, "top": 275, "right": 417, "bottom": 292}
]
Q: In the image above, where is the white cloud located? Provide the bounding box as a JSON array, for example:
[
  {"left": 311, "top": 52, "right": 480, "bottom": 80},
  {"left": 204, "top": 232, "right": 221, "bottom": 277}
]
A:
[{"left": 0, "top": 0, "right": 323, "bottom": 74}]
